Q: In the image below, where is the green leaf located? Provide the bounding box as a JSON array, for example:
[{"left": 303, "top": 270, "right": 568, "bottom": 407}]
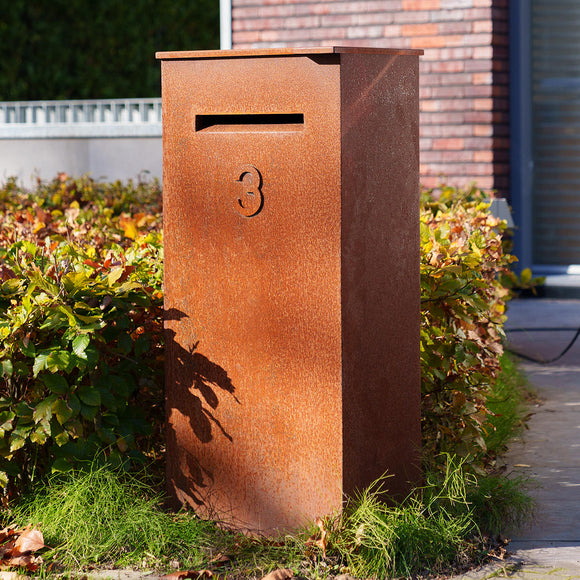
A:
[
  {"left": 15, "top": 402, "right": 33, "bottom": 421},
  {"left": 10, "top": 437, "right": 25, "bottom": 452},
  {"left": 77, "top": 385, "right": 101, "bottom": 407},
  {"left": 30, "top": 426, "right": 48, "bottom": 445},
  {"left": 72, "top": 335, "right": 90, "bottom": 357},
  {"left": 80, "top": 404, "right": 98, "bottom": 421},
  {"left": 0, "top": 411, "right": 15, "bottom": 436},
  {"left": 1, "top": 360, "right": 13, "bottom": 377},
  {"left": 55, "top": 431, "right": 70, "bottom": 446},
  {"left": 108, "top": 268, "right": 124, "bottom": 286},
  {"left": 39, "top": 311, "right": 67, "bottom": 331},
  {"left": 33, "top": 353, "right": 49, "bottom": 377},
  {"left": 46, "top": 350, "right": 71, "bottom": 372},
  {"left": 19, "top": 339, "right": 36, "bottom": 358},
  {"left": 53, "top": 399, "right": 73, "bottom": 425},
  {"left": 1, "top": 279, "right": 23, "bottom": 294},
  {"left": 33, "top": 395, "right": 58, "bottom": 423},
  {"left": 29, "top": 271, "right": 59, "bottom": 296},
  {"left": 51, "top": 456, "right": 72, "bottom": 473},
  {"left": 520, "top": 268, "right": 532, "bottom": 285},
  {"left": 67, "top": 393, "right": 81, "bottom": 417},
  {"left": 42, "top": 374, "right": 68, "bottom": 394}
]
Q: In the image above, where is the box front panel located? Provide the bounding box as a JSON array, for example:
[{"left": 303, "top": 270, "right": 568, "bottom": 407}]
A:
[{"left": 162, "top": 55, "right": 342, "bottom": 531}]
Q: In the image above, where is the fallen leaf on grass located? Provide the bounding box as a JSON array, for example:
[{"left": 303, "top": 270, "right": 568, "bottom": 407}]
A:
[
  {"left": 0, "top": 526, "right": 44, "bottom": 572},
  {"left": 260, "top": 568, "right": 294, "bottom": 580},
  {"left": 306, "top": 517, "right": 328, "bottom": 558},
  {"left": 13, "top": 527, "right": 44, "bottom": 555}
]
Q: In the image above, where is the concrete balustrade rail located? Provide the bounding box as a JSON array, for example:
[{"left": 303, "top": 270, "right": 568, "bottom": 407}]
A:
[{"left": 0, "top": 98, "right": 163, "bottom": 187}]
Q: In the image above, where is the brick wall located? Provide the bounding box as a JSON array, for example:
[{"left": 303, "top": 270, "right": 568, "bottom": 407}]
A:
[{"left": 231, "top": 0, "right": 510, "bottom": 196}]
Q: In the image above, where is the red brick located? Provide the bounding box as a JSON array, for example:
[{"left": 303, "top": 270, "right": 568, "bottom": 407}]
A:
[
  {"left": 430, "top": 61, "right": 465, "bottom": 73},
  {"left": 465, "top": 85, "right": 493, "bottom": 98},
  {"left": 463, "top": 33, "right": 492, "bottom": 47},
  {"left": 420, "top": 112, "right": 466, "bottom": 124},
  {"left": 421, "top": 100, "right": 440, "bottom": 112},
  {"left": 464, "top": 8, "right": 493, "bottom": 20},
  {"left": 411, "top": 35, "right": 463, "bottom": 48},
  {"left": 402, "top": 0, "right": 440, "bottom": 9},
  {"left": 232, "top": 30, "right": 262, "bottom": 43},
  {"left": 473, "top": 98, "right": 493, "bottom": 111},
  {"left": 440, "top": 0, "right": 474, "bottom": 8},
  {"left": 473, "top": 46, "right": 493, "bottom": 59},
  {"left": 421, "top": 124, "right": 474, "bottom": 137},
  {"left": 232, "top": 6, "right": 260, "bottom": 18},
  {"left": 357, "top": 12, "right": 395, "bottom": 25},
  {"left": 438, "top": 99, "right": 477, "bottom": 111},
  {"left": 429, "top": 9, "right": 466, "bottom": 22},
  {"left": 474, "top": 151, "right": 493, "bottom": 162},
  {"left": 258, "top": 5, "right": 297, "bottom": 17},
  {"left": 422, "top": 150, "right": 474, "bottom": 162},
  {"left": 465, "top": 59, "right": 491, "bottom": 72},
  {"left": 393, "top": 11, "right": 431, "bottom": 23},
  {"left": 433, "top": 138, "right": 464, "bottom": 150},
  {"left": 438, "top": 21, "right": 472, "bottom": 34},
  {"left": 473, "top": 19, "right": 492, "bottom": 33},
  {"left": 347, "top": 25, "right": 384, "bottom": 38},
  {"left": 383, "top": 24, "right": 404, "bottom": 36},
  {"left": 320, "top": 14, "right": 359, "bottom": 27},
  {"left": 465, "top": 137, "right": 493, "bottom": 149},
  {"left": 401, "top": 23, "right": 439, "bottom": 36},
  {"left": 423, "top": 163, "right": 495, "bottom": 176},
  {"left": 308, "top": 27, "right": 348, "bottom": 39},
  {"left": 431, "top": 86, "right": 466, "bottom": 98},
  {"left": 473, "top": 72, "right": 492, "bottom": 85}
]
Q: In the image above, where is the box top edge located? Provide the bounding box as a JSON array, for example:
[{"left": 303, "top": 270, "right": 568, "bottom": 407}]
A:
[{"left": 156, "top": 46, "right": 424, "bottom": 60}]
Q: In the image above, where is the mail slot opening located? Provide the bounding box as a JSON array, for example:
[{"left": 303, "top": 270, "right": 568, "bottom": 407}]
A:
[{"left": 196, "top": 113, "right": 305, "bottom": 133}]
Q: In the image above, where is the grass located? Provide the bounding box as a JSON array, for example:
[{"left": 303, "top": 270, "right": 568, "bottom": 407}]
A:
[
  {"left": 328, "top": 460, "right": 479, "bottom": 579},
  {"left": 5, "top": 353, "right": 535, "bottom": 579},
  {"left": 11, "top": 465, "right": 220, "bottom": 572}
]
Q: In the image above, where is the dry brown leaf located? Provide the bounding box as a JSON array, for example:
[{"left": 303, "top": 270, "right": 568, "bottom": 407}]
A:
[
  {"left": 306, "top": 517, "right": 328, "bottom": 558},
  {"left": 3, "top": 552, "right": 42, "bottom": 571},
  {"left": 260, "top": 568, "right": 294, "bottom": 580},
  {"left": 13, "top": 527, "right": 44, "bottom": 555}
]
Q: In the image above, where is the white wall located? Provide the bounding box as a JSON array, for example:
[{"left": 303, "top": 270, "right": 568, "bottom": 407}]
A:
[
  {"left": 0, "top": 98, "right": 162, "bottom": 188},
  {"left": 0, "top": 137, "right": 162, "bottom": 187}
]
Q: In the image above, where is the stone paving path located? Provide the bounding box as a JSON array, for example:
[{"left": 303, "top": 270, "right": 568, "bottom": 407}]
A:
[{"left": 456, "top": 298, "right": 580, "bottom": 580}]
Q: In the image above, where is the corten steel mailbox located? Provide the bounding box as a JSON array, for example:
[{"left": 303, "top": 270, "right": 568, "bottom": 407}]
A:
[{"left": 157, "top": 46, "right": 423, "bottom": 533}]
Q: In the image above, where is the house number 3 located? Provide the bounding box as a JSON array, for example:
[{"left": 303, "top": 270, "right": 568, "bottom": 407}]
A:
[{"left": 235, "top": 165, "right": 264, "bottom": 217}]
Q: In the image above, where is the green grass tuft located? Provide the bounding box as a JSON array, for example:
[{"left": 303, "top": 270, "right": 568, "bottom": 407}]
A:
[
  {"left": 329, "top": 458, "right": 479, "bottom": 578},
  {"left": 12, "top": 464, "right": 218, "bottom": 571}
]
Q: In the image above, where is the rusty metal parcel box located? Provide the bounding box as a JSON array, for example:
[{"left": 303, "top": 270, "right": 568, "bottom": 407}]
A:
[{"left": 157, "top": 47, "right": 423, "bottom": 533}]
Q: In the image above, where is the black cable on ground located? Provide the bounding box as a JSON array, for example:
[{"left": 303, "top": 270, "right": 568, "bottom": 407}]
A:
[{"left": 506, "top": 326, "right": 580, "bottom": 364}]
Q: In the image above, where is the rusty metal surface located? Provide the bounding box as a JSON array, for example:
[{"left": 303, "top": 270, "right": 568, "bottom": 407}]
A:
[
  {"left": 159, "top": 48, "right": 421, "bottom": 533},
  {"left": 155, "top": 46, "right": 424, "bottom": 60}
]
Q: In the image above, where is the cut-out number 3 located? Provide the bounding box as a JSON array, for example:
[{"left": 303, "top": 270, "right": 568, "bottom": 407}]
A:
[{"left": 235, "top": 165, "right": 264, "bottom": 217}]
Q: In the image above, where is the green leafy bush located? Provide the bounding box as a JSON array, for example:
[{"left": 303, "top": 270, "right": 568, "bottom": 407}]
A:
[
  {"left": 0, "top": 176, "right": 519, "bottom": 493},
  {"left": 420, "top": 185, "right": 516, "bottom": 470},
  {"left": 0, "top": 0, "right": 219, "bottom": 100},
  {"left": 0, "top": 175, "right": 163, "bottom": 494}
]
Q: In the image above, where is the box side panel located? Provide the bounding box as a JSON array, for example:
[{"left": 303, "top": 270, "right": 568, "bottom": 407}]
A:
[
  {"left": 340, "top": 53, "right": 422, "bottom": 499},
  {"left": 162, "top": 55, "right": 343, "bottom": 532}
]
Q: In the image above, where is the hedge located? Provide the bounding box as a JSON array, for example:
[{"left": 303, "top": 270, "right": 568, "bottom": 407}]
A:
[{"left": 0, "top": 176, "right": 515, "bottom": 494}]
